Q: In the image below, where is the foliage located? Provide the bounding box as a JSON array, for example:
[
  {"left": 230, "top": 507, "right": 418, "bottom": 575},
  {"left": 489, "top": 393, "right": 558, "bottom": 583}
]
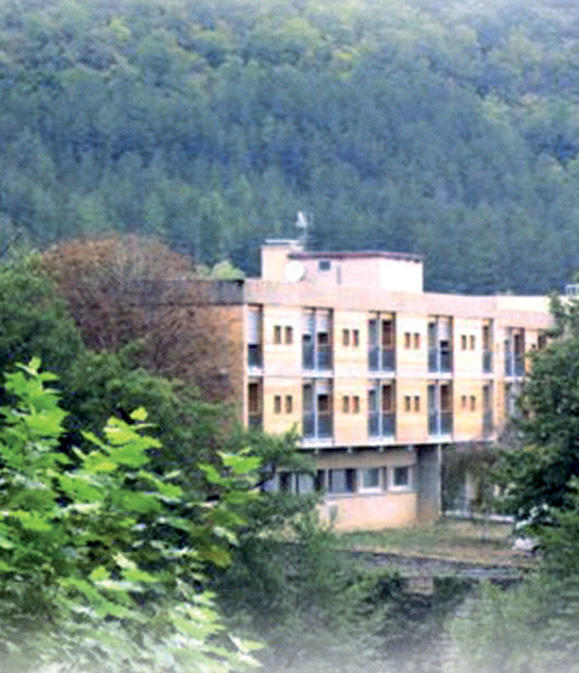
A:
[
  {"left": 0, "top": 359, "right": 261, "bottom": 672},
  {"left": 497, "top": 293, "right": 579, "bottom": 519},
  {"left": 1, "top": 0, "right": 579, "bottom": 292}
]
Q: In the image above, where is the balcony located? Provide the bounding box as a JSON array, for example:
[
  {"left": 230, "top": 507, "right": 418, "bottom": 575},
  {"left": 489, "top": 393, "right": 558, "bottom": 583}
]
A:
[
  {"left": 428, "top": 348, "right": 453, "bottom": 374},
  {"left": 302, "top": 343, "right": 333, "bottom": 370},
  {"left": 505, "top": 352, "right": 525, "bottom": 377},
  {"left": 428, "top": 411, "right": 453, "bottom": 436},
  {"left": 248, "top": 413, "right": 262, "bottom": 430},
  {"left": 368, "top": 411, "right": 396, "bottom": 438},
  {"left": 368, "top": 347, "right": 396, "bottom": 372},
  {"left": 482, "top": 350, "right": 493, "bottom": 373},
  {"left": 247, "top": 344, "right": 262, "bottom": 368},
  {"left": 302, "top": 413, "right": 333, "bottom": 439},
  {"left": 483, "top": 411, "right": 494, "bottom": 437}
]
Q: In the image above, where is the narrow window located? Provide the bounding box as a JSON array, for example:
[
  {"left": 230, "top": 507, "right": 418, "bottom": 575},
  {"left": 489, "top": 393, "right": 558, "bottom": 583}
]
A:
[
  {"left": 470, "top": 335, "right": 476, "bottom": 350},
  {"left": 274, "top": 395, "right": 282, "bottom": 414},
  {"left": 342, "top": 396, "right": 350, "bottom": 413},
  {"left": 404, "top": 332, "right": 411, "bottom": 349},
  {"left": 285, "top": 395, "right": 293, "bottom": 414},
  {"left": 279, "top": 472, "right": 292, "bottom": 492},
  {"left": 352, "top": 395, "right": 360, "bottom": 413},
  {"left": 461, "top": 335, "right": 467, "bottom": 350},
  {"left": 413, "top": 332, "right": 420, "bottom": 349},
  {"left": 413, "top": 395, "right": 420, "bottom": 412},
  {"left": 404, "top": 395, "right": 411, "bottom": 412},
  {"left": 461, "top": 395, "right": 467, "bottom": 409},
  {"left": 274, "top": 325, "right": 282, "bottom": 344},
  {"left": 342, "top": 329, "right": 350, "bottom": 346},
  {"left": 285, "top": 326, "right": 293, "bottom": 344},
  {"left": 470, "top": 395, "right": 476, "bottom": 411},
  {"left": 352, "top": 329, "right": 360, "bottom": 347}
]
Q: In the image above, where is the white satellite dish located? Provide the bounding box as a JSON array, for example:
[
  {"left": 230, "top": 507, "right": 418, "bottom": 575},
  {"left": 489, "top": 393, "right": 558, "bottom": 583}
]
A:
[{"left": 285, "top": 260, "right": 305, "bottom": 282}]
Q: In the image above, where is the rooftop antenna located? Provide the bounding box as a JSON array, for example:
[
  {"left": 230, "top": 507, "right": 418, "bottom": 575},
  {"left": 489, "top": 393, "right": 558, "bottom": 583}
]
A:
[{"left": 295, "top": 211, "right": 311, "bottom": 249}]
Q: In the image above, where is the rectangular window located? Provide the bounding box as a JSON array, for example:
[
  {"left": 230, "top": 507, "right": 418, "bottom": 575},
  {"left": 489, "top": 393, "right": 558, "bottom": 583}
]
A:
[
  {"left": 470, "top": 395, "right": 476, "bottom": 411},
  {"left": 461, "top": 395, "right": 467, "bottom": 409},
  {"left": 274, "top": 325, "right": 282, "bottom": 344},
  {"left": 360, "top": 467, "right": 380, "bottom": 492},
  {"left": 413, "top": 332, "right": 420, "bottom": 349},
  {"left": 470, "top": 335, "right": 476, "bottom": 350},
  {"left": 352, "top": 329, "right": 360, "bottom": 347},
  {"left": 342, "top": 329, "right": 350, "bottom": 346},
  {"left": 461, "top": 335, "right": 467, "bottom": 350},
  {"left": 404, "top": 332, "right": 411, "bottom": 349},
  {"left": 342, "top": 396, "right": 350, "bottom": 413},
  {"left": 248, "top": 383, "right": 261, "bottom": 414},
  {"left": 285, "top": 326, "right": 293, "bottom": 344},
  {"left": 285, "top": 395, "right": 293, "bottom": 414},
  {"left": 328, "top": 469, "right": 356, "bottom": 494},
  {"left": 413, "top": 395, "right": 420, "bottom": 412},
  {"left": 352, "top": 395, "right": 360, "bottom": 413},
  {"left": 279, "top": 472, "right": 292, "bottom": 492},
  {"left": 274, "top": 395, "right": 282, "bottom": 414},
  {"left": 318, "top": 259, "right": 331, "bottom": 271},
  {"left": 404, "top": 395, "right": 411, "bottom": 412},
  {"left": 393, "top": 466, "right": 411, "bottom": 488}
]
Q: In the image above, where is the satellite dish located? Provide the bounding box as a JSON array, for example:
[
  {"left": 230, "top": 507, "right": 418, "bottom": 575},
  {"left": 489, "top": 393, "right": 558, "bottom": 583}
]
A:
[{"left": 285, "top": 260, "right": 305, "bottom": 282}]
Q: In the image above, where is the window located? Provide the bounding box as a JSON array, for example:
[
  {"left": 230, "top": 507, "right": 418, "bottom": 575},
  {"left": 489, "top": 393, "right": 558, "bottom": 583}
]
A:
[
  {"left": 285, "top": 395, "right": 293, "bottom": 414},
  {"left": 470, "top": 395, "right": 476, "bottom": 411},
  {"left": 352, "top": 329, "right": 360, "bottom": 347},
  {"left": 470, "top": 335, "right": 476, "bottom": 350},
  {"left": 318, "top": 259, "right": 332, "bottom": 271},
  {"left": 393, "top": 466, "right": 411, "bottom": 489},
  {"left": 404, "top": 332, "right": 411, "bottom": 349},
  {"left": 342, "top": 396, "right": 350, "bottom": 413},
  {"left": 279, "top": 472, "right": 292, "bottom": 492},
  {"left": 274, "top": 395, "right": 282, "bottom": 414},
  {"left": 295, "top": 473, "right": 314, "bottom": 494},
  {"left": 352, "top": 395, "right": 360, "bottom": 413},
  {"left": 328, "top": 469, "right": 356, "bottom": 494},
  {"left": 461, "top": 335, "right": 467, "bottom": 350},
  {"left": 413, "top": 333, "right": 421, "bottom": 349},
  {"left": 413, "top": 395, "right": 420, "bottom": 412},
  {"left": 404, "top": 395, "right": 411, "bottom": 412},
  {"left": 285, "top": 326, "right": 293, "bottom": 344},
  {"left": 342, "top": 329, "right": 350, "bottom": 346},
  {"left": 274, "top": 325, "right": 282, "bottom": 344},
  {"left": 360, "top": 467, "right": 380, "bottom": 492}
]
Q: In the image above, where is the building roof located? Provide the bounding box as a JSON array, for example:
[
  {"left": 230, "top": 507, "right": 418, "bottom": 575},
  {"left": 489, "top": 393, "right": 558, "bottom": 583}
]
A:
[{"left": 288, "top": 250, "right": 424, "bottom": 263}]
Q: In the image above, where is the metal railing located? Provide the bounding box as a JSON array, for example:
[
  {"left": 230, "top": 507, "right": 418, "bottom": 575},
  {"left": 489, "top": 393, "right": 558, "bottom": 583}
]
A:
[
  {"left": 247, "top": 344, "right": 262, "bottom": 368},
  {"left": 482, "top": 350, "right": 493, "bottom": 373},
  {"left": 428, "top": 348, "right": 453, "bottom": 373},
  {"left": 302, "top": 413, "right": 333, "bottom": 439},
  {"left": 368, "top": 347, "right": 396, "bottom": 372},
  {"left": 428, "top": 411, "right": 453, "bottom": 436},
  {"left": 302, "top": 342, "right": 333, "bottom": 370},
  {"left": 505, "top": 352, "right": 525, "bottom": 376}
]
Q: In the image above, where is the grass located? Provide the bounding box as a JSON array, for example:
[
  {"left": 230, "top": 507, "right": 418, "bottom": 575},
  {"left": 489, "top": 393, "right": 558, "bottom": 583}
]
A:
[{"left": 337, "top": 517, "right": 531, "bottom": 565}]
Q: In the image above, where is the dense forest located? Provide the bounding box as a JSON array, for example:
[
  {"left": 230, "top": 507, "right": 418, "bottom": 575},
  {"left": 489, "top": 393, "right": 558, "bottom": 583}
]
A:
[{"left": 2, "top": 0, "right": 579, "bottom": 292}]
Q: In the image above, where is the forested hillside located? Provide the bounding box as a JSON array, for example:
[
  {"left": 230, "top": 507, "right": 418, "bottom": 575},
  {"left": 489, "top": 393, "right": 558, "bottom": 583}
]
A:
[{"left": 2, "top": 0, "right": 579, "bottom": 293}]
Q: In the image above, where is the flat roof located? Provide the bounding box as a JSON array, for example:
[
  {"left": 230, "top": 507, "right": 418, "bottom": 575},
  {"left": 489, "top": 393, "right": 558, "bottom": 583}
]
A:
[{"left": 288, "top": 250, "right": 424, "bottom": 263}]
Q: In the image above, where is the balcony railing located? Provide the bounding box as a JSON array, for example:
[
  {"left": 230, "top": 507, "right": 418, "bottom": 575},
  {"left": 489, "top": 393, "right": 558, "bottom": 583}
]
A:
[
  {"left": 368, "top": 347, "right": 396, "bottom": 372},
  {"left": 428, "top": 348, "right": 453, "bottom": 373},
  {"left": 428, "top": 411, "right": 453, "bottom": 436},
  {"left": 505, "top": 352, "right": 525, "bottom": 377},
  {"left": 248, "top": 413, "right": 262, "bottom": 430},
  {"left": 302, "top": 413, "right": 333, "bottom": 439},
  {"left": 483, "top": 411, "right": 493, "bottom": 436},
  {"left": 482, "top": 350, "right": 493, "bottom": 373},
  {"left": 368, "top": 411, "right": 396, "bottom": 437},
  {"left": 247, "top": 344, "right": 263, "bottom": 368},
  {"left": 302, "top": 342, "right": 333, "bottom": 370}
]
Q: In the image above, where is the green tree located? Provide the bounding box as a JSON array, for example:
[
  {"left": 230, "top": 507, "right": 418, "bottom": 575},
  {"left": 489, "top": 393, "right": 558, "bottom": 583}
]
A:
[{"left": 0, "top": 358, "right": 261, "bottom": 672}]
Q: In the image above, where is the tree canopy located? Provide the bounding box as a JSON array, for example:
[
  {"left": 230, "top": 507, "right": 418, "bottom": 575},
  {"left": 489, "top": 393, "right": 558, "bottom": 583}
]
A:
[{"left": 1, "top": 0, "right": 579, "bottom": 292}]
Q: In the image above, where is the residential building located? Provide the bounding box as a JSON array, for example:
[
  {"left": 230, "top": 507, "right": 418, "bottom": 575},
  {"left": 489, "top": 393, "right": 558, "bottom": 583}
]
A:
[{"left": 188, "top": 239, "right": 552, "bottom": 530}]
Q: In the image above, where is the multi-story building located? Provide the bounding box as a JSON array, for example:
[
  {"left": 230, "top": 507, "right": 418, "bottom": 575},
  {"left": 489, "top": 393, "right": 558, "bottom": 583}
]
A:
[{"left": 192, "top": 239, "right": 552, "bottom": 530}]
